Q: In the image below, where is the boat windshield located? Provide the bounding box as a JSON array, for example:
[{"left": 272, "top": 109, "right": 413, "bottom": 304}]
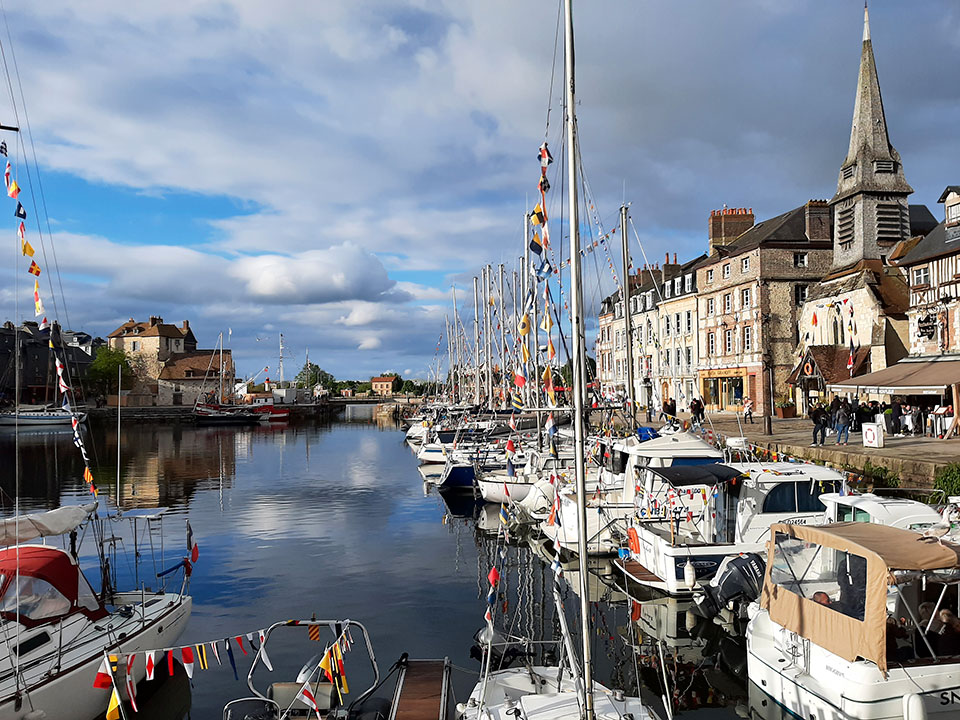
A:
[
  {"left": 0, "top": 575, "right": 71, "bottom": 621},
  {"left": 770, "top": 531, "right": 866, "bottom": 621}
]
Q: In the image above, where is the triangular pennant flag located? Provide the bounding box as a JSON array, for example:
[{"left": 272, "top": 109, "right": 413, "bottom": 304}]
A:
[
  {"left": 125, "top": 654, "right": 139, "bottom": 713},
  {"left": 210, "top": 640, "right": 221, "bottom": 666},
  {"left": 296, "top": 681, "right": 322, "bottom": 720},
  {"left": 235, "top": 636, "right": 247, "bottom": 655},
  {"left": 258, "top": 630, "right": 273, "bottom": 671},
  {"left": 167, "top": 649, "right": 175, "bottom": 677},
  {"left": 33, "top": 280, "right": 43, "bottom": 316},
  {"left": 93, "top": 655, "right": 113, "bottom": 688},
  {"left": 333, "top": 642, "right": 349, "bottom": 694},
  {"left": 196, "top": 644, "right": 208, "bottom": 670},
  {"left": 225, "top": 638, "right": 239, "bottom": 680},
  {"left": 105, "top": 687, "right": 121, "bottom": 720},
  {"left": 181, "top": 646, "right": 195, "bottom": 678},
  {"left": 146, "top": 650, "right": 156, "bottom": 681}
]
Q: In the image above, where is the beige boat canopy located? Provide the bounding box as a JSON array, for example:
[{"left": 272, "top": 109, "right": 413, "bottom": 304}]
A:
[
  {"left": 760, "top": 522, "right": 960, "bottom": 674},
  {"left": 826, "top": 356, "right": 960, "bottom": 396}
]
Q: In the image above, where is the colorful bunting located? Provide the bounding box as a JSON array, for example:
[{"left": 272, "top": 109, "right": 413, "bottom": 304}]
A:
[
  {"left": 14, "top": 201, "right": 25, "bottom": 219},
  {"left": 27, "top": 260, "right": 40, "bottom": 276}
]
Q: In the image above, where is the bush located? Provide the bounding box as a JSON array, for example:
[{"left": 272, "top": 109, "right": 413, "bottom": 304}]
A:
[
  {"left": 860, "top": 459, "right": 899, "bottom": 489},
  {"left": 934, "top": 462, "right": 960, "bottom": 497}
]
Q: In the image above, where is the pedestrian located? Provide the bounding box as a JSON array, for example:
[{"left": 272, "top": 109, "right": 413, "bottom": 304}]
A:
[
  {"left": 829, "top": 395, "right": 840, "bottom": 428},
  {"left": 891, "top": 397, "right": 902, "bottom": 436},
  {"left": 836, "top": 401, "right": 851, "bottom": 445},
  {"left": 668, "top": 397, "right": 677, "bottom": 418},
  {"left": 811, "top": 403, "right": 827, "bottom": 446},
  {"left": 659, "top": 398, "right": 669, "bottom": 423},
  {"left": 743, "top": 397, "right": 754, "bottom": 424}
]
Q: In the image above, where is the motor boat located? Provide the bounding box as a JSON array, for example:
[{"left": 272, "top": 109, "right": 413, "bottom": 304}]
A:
[
  {"left": 618, "top": 462, "right": 845, "bottom": 594},
  {"left": 747, "top": 521, "right": 960, "bottom": 720}
]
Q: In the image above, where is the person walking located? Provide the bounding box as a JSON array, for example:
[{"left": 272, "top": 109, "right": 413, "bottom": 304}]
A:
[
  {"left": 743, "top": 397, "right": 754, "bottom": 424},
  {"left": 811, "top": 403, "right": 827, "bottom": 446},
  {"left": 836, "top": 401, "right": 851, "bottom": 445},
  {"left": 891, "top": 397, "right": 903, "bottom": 436}
]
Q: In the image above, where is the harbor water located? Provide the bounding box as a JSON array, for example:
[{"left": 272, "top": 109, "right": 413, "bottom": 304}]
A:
[{"left": 0, "top": 407, "right": 754, "bottom": 719}]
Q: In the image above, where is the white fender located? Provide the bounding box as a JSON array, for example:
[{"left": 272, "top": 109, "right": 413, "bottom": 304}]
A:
[{"left": 902, "top": 693, "right": 926, "bottom": 720}]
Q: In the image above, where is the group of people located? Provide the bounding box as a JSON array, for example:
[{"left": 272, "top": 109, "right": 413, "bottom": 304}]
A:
[{"left": 809, "top": 397, "right": 853, "bottom": 446}]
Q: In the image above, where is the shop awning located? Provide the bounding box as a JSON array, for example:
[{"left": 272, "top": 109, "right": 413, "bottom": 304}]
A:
[{"left": 826, "top": 356, "right": 960, "bottom": 395}]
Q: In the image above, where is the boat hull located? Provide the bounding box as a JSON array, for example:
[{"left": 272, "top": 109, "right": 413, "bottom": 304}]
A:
[
  {"left": 0, "top": 593, "right": 191, "bottom": 720},
  {"left": 0, "top": 412, "right": 86, "bottom": 427}
]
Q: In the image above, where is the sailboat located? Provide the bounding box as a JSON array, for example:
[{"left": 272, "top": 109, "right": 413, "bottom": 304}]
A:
[
  {"left": 459, "top": 4, "right": 654, "bottom": 720},
  {"left": 194, "top": 332, "right": 261, "bottom": 425}
]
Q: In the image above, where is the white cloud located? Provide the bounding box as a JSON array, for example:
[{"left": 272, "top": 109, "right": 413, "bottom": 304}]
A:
[{"left": 358, "top": 336, "right": 382, "bottom": 350}]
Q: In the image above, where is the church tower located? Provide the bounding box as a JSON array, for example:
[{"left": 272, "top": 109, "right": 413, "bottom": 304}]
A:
[{"left": 829, "top": 3, "right": 913, "bottom": 270}]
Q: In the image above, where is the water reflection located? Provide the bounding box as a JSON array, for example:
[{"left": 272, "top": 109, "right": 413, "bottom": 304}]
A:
[{"left": 0, "top": 417, "right": 746, "bottom": 719}]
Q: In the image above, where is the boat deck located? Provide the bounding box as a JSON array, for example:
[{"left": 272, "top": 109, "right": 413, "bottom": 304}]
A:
[
  {"left": 614, "top": 558, "right": 660, "bottom": 583},
  {"left": 392, "top": 659, "right": 450, "bottom": 720}
]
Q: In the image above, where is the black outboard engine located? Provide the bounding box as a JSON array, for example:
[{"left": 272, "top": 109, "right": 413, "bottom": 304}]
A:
[{"left": 692, "top": 552, "right": 765, "bottom": 619}]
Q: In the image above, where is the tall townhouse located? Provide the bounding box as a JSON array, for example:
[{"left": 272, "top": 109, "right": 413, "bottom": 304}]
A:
[{"left": 655, "top": 254, "right": 706, "bottom": 408}]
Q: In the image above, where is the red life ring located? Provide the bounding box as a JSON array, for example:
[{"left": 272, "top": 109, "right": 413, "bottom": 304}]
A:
[
  {"left": 803, "top": 361, "right": 813, "bottom": 376},
  {"left": 627, "top": 527, "right": 641, "bottom": 555}
]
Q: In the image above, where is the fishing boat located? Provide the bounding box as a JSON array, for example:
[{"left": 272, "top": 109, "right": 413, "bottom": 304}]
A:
[
  {"left": 747, "top": 522, "right": 960, "bottom": 720},
  {"left": 618, "top": 462, "right": 845, "bottom": 594},
  {"left": 0, "top": 506, "right": 192, "bottom": 720},
  {"left": 223, "top": 618, "right": 451, "bottom": 720}
]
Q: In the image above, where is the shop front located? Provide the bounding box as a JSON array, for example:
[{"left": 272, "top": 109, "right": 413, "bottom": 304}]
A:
[{"left": 699, "top": 367, "right": 752, "bottom": 412}]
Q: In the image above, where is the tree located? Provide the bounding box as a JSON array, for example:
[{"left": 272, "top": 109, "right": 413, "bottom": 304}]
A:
[
  {"left": 295, "top": 362, "right": 334, "bottom": 389},
  {"left": 87, "top": 346, "right": 135, "bottom": 394},
  {"left": 401, "top": 380, "right": 417, "bottom": 395}
]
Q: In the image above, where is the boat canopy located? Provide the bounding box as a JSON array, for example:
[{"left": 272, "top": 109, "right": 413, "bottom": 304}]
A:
[
  {"left": 612, "top": 432, "right": 723, "bottom": 459},
  {"left": 0, "top": 503, "right": 96, "bottom": 546},
  {"left": 0, "top": 545, "right": 106, "bottom": 628},
  {"left": 645, "top": 464, "right": 743, "bottom": 487},
  {"left": 760, "top": 522, "right": 960, "bottom": 674}
]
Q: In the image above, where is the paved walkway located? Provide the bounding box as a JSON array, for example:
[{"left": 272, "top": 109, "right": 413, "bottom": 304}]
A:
[{"left": 694, "top": 414, "right": 959, "bottom": 487}]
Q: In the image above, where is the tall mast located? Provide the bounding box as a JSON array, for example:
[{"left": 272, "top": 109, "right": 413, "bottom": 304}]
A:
[
  {"left": 473, "top": 276, "right": 481, "bottom": 404},
  {"left": 522, "top": 214, "right": 532, "bottom": 406},
  {"left": 484, "top": 265, "right": 493, "bottom": 409},
  {"left": 563, "top": 0, "right": 595, "bottom": 716},
  {"left": 452, "top": 285, "right": 460, "bottom": 403},
  {"left": 498, "top": 264, "right": 507, "bottom": 405},
  {"left": 620, "top": 204, "right": 636, "bottom": 427},
  {"left": 278, "top": 333, "right": 285, "bottom": 386}
]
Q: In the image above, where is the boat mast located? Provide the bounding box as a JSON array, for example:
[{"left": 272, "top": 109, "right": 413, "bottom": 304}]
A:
[
  {"left": 473, "top": 276, "right": 481, "bottom": 405},
  {"left": 116, "top": 363, "right": 121, "bottom": 504},
  {"left": 452, "top": 285, "right": 460, "bottom": 403},
  {"left": 278, "top": 333, "right": 285, "bottom": 387},
  {"left": 484, "top": 265, "right": 493, "bottom": 410},
  {"left": 563, "top": 0, "right": 595, "bottom": 716},
  {"left": 522, "top": 213, "right": 531, "bottom": 407},
  {"left": 620, "top": 204, "right": 636, "bottom": 428}
]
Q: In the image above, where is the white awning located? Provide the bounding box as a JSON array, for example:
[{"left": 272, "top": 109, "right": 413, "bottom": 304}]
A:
[{"left": 826, "top": 357, "right": 960, "bottom": 395}]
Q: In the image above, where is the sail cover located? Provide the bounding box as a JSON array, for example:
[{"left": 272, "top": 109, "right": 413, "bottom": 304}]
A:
[{"left": 0, "top": 503, "right": 96, "bottom": 546}]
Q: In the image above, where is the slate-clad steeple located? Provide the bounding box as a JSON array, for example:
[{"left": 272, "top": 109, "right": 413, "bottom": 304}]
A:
[{"left": 830, "top": 3, "right": 913, "bottom": 271}]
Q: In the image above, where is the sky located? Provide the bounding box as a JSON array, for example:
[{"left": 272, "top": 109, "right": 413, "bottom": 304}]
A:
[{"left": 0, "top": 0, "right": 957, "bottom": 381}]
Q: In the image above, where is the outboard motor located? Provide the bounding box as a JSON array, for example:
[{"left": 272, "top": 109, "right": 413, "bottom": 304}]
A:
[{"left": 692, "top": 552, "right": 765, "bottom": 619}]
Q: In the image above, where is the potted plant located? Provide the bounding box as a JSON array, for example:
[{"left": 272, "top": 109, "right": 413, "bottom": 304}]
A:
[{"left": 775, "top": 396, "right": 797, "bottom": 419}]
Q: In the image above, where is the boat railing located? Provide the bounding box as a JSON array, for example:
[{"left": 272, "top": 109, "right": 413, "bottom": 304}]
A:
[{"left": 246, "top": 619, "right": 380, "bottom": 709}]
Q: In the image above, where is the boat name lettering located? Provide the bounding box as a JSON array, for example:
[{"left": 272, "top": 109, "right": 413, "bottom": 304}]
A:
[
  {"left": 781, "top": 517, "right": 809, "bottom": 525},
  {"left": 940, "top": 691, "right": 960, "bottom": 705},
  {"left": 824, "top": 664, "right": 844, "bottom": 678}
]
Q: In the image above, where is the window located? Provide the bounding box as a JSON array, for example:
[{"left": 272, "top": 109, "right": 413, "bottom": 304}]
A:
[
  {"left": 131, "top": 341, "right": 140, "bottom": 352},
  {"left": 707, "top": 298, "right": 715, "bottom": 316},
  {"left": 724, "top": 329, "right": 733, "bottom": 354},
  {"left": 794, "top": 284, "right": 808, "bottom": 305},
  {"left": 685, "top": 346, "right": 692, "bottom": 366},
  {"left": 794, "top": 252, "right": 808, "bottom": 268},
  {"left": 741, "top": 288, "right": 751, "bottom": 308},
  {"left": 743, "top": 325, "right": 752, "bottom": 352},
  {"left": 707, "top": 269, "right": 714, "bottom": 283},
  {"left": 723, "top": 294, "right": 732, "bottom": 314},
  {"left": 665, "top": 283, "right": 671, "bottom": 299},
  {"left": 769, "top": 530, "right": 863, "bottom": 622},
  {"left": 0, "top": 576, "right": 71, "bottom": 621},
  {"left": 708, "top": 333, "right": 716, "bottom": 354},
  {"left": 676, "top": 348, "right": 682, "bottom": 368},
  {"left": 674, "top": 313, "right": 681, "bottom": 335},
  {"left": 674, "top": 278, "right": 681, "bottom": 295},
  {"left": 741, "top": 257, "right": 750, "bottom": 273},
  {"left": 912, "top": 267, "right": 930, "bottom": 287},
  {"left": 948, "top": 203, "right": 960, "bottom": 225},
  {"left": 684, "top": 274, "right": 693, "bottom": 293},
  {"left": 722, "top": 264, "right": 730, "bottom": 279},
  {"left": 685, "top": 310, "right": 692, "bottom": 334},
  {"left": 663, "top": 318, "right": 670, "bottom": 338},
  {"left": 836, "top": 205, "right": 855, "bottom": 249}
]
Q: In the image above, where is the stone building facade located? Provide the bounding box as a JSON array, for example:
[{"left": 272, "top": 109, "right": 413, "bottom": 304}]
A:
[
  {"left": 655, "top": 255, "right": 704, "bottom": 408},
  {"left": 108, "top": 317, "right": 197, "bottom": 378},
  {"left": 697, "top": 203, "right": 833, "bottom": 414}
]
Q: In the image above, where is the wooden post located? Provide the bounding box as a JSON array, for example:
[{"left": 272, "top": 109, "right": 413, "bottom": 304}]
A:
[{"left": 944, "top": 382, "right": 960, "bottom": 440}]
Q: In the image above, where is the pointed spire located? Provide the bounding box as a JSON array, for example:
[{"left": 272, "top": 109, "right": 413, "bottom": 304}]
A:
[{"left": 863, "top": 2, "right": 870, "bottom": 42}]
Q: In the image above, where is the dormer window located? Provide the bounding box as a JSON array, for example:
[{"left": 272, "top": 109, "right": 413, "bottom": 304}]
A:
[
  {"left": 873, "top": 160, "right": 896, "bottom": 174},
  {"left": 664, "top": 284, "right": 671, "bottom": 299},
  {"left": 841, "top": 163, "right": 856, "bottom": 180},
  {"left": 674, "top": 278, "right": 681, "bottom": 295},
  {"left": 684, "top": 274, "right": 692, "bottom": 293},
  {"left": 947, "top": 203, "right": 960, "bottom": 226}
]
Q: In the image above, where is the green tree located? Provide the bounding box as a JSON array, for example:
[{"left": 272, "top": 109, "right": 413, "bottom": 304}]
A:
[
  {"left": 401, "top": 380, "right": 417, "bottom": 394},
  {"left": 295, "top": 362, "right": 335, "bottom": 389},
  {"left": 87, "top": 346, "right": 135, "bottom": 394}
]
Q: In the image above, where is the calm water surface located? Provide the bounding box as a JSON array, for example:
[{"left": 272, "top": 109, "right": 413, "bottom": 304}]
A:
[{"left": 1, "top": 407, "right": 750, "bottom": 719}]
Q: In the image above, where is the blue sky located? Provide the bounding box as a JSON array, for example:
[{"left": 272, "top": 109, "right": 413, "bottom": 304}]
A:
[{"left": 0, "top": 1, "right": 958, "bottom": 380}]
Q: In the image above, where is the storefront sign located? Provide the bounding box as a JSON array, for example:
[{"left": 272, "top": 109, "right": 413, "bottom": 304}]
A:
[{"left": 918, "top": 314, "right": 938, "bottom": 339}]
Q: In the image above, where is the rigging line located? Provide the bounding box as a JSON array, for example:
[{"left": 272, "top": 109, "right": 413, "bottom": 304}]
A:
[{"left": 543, "top": 0, "right": 563, "bottom": 139}]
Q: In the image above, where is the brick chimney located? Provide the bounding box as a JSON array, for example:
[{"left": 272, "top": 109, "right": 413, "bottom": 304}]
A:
[
  {"left": 804, "top": 200, "right": 831, "bottom": 240},
  {"left": 708, "top": 207, "right": 755, "bottom": 255},
  {"left": 182, "top": 320, "right": 190, "bottom": 330},
  {"left": 149, "top": 316, "right": 163, "bottom": 327}
]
